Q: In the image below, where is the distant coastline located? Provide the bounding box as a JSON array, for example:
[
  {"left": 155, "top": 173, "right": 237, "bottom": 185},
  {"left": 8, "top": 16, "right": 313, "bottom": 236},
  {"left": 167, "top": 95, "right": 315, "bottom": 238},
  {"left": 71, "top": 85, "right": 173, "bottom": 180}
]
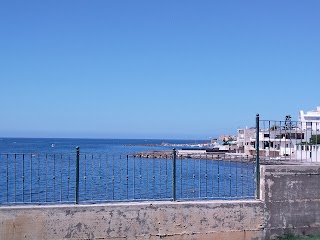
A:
[
  {"left": 123, "top": 142, "right": 210, "bottom": 147},
  {"left": 129, "top": 150, "right": 255, "bottom": 162}
]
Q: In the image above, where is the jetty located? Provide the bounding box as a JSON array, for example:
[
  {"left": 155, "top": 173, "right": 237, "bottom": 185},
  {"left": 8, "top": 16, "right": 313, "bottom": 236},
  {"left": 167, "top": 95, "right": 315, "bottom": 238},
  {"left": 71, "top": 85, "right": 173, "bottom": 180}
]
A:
[{"left": 130, "top": 150, "right": 256, "bottom": 162}]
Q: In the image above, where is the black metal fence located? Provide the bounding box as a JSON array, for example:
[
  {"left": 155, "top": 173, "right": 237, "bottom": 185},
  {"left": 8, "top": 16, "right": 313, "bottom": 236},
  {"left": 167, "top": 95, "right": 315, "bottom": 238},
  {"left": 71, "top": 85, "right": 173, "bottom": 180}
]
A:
[
  {"left": 4, "top": 113, "right": 319, "bottom": 206},
  {"left": 0, "top": 148, "right": 256, "bottom": 205}
]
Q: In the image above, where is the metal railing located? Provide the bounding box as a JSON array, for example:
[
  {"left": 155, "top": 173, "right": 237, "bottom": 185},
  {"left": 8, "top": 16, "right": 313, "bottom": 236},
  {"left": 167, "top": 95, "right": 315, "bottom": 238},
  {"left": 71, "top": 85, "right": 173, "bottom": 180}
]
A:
[
  {"left": 0, "top": 148, "right": 256, "bottom": 205},
  {"left": 1, "top": 153, "right": 77, "bottom": 204}
]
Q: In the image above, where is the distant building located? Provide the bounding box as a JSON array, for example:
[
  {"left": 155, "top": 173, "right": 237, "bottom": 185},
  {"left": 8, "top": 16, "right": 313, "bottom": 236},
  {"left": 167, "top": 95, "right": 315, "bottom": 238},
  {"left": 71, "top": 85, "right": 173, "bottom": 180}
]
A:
[
  {"left": 299, "top": 106, "right": 320, "bottom": 131},
  {"left": 218, "top": 135, "right": 237, "bottom": 142},
  {"left": 296, "top": 144, "right": 320, "bottom": 162},
  {"left": 237, "top": 128, "right": 256, "bottom": 155},
  {"left": 237, "top": 126, "right": 307, "bottom": 157},
  {"left": 256, "top": 128, "right": 306, "bottom": 157},
  {"left": 236, "top": 106, "right": 320, "bottom": 161}
]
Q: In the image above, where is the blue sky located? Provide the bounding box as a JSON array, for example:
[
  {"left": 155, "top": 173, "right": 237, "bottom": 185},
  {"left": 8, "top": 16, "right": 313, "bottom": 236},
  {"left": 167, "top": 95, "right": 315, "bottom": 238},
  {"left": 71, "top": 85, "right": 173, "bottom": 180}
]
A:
[{"left": 0, "top": 1, "right": 319, "bottom": 139}]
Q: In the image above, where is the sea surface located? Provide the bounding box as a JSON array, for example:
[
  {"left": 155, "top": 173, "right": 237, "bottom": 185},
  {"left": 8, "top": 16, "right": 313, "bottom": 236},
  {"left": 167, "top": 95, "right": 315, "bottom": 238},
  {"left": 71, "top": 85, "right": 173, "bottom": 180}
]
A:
[
  {"left": 0, "top": 138, "right": 208, "bottom": 155},
  {"left": 0, "top": 138, "right": 255, "bottom": 204}
]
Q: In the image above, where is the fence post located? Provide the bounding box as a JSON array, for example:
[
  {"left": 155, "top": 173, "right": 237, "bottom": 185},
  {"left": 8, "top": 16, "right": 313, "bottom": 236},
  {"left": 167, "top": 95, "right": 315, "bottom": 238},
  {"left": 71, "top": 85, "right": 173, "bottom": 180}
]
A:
[
  {"left": 255, "top": 114, "right": 260, "bottom": 199},
  {"left": 76, "top": 146, "right": 80, "bottom": 204},
  {"left": 172, "top": 148, "right": 176, "bottom": 201}
]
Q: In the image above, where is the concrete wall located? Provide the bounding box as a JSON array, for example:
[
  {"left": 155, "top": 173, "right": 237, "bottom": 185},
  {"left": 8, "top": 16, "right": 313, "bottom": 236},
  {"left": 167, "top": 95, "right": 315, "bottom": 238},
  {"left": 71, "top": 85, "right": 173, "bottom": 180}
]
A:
[
  {"left": 1, "top": 165, "right": 320, "bottom": 239},
  {"left": 0, "top": 201, "right": 264, "bottom": 240},
  {"left": 261, "top": 165, "right": 320, "bottom": 239}
]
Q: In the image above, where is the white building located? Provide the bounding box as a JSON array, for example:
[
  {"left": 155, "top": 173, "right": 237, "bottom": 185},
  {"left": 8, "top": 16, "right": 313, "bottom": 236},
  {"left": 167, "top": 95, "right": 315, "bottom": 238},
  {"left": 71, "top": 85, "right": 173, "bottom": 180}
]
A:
[
  {"left": 237, "top": 126, "right": 307, "bottom": 158},
  {"left": 236, "top": 106, "right": 320, "bottom": 161},
  {"left": 296, "top": 144, "right": 320, "bottom": 162},
  {"left": 257, "top": 128, "right": 305, "bottom": 158},
  {"left": 299, "top": 106, "right": 320, "bottom": 131},
  {"left": 237, "top": 127, "right": 256, "bottom": 155}
]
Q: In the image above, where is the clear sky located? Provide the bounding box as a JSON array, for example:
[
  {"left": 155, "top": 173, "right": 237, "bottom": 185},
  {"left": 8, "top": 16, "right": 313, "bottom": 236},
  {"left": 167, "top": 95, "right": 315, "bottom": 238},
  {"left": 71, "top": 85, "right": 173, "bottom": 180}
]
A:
[{"left": 0, "top": 1, "right": 319, "bottom": 139}]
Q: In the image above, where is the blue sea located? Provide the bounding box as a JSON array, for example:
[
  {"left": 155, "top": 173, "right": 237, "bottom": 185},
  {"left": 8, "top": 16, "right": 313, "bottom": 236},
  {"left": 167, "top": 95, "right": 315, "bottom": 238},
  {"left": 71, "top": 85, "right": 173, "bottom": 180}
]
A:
[
  {"left": 0, "top": 138, "right": 255, "bottom": 205},
  {"left": 0, "top": 138, "right": 208, "bottom": 155}
]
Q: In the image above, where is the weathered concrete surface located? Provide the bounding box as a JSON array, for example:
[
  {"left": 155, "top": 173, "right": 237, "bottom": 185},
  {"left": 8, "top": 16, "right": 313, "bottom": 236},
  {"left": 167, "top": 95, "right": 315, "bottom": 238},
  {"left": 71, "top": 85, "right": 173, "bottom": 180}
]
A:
[
  {"left": 3, "top": 165, "right": 320, "bottom": 239},
  {"left": 0, "top": 201, "right": 264, "bottom": 240},
  {"left": 261, "top": 165, "right": 320, "bottom": 239}
]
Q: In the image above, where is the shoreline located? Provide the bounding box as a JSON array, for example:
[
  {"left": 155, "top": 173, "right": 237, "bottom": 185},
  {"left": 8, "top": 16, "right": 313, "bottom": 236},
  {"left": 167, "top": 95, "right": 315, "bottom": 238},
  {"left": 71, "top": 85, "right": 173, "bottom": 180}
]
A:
[
  {"left": 124, "top": 142, "right": 211, "bottom": 148},
  {"left": 129, "top": 150, "right": 255, "bottom": 162},
  {"left": 129, "top": 151, "right": 301, "bottom": 164}
]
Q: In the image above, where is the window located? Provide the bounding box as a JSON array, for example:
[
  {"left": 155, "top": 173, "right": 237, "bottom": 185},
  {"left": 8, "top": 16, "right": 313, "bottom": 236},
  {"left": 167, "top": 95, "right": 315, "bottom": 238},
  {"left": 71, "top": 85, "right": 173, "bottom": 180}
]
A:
[
  {"left": 281, "top": 133, "right": 305, "bottom": 139},
  {"left": 305, "top": 117, "right": 320, "bottom": 121},
  {"left": 296, "top": 133, "right": 305, "bottom": 139}
]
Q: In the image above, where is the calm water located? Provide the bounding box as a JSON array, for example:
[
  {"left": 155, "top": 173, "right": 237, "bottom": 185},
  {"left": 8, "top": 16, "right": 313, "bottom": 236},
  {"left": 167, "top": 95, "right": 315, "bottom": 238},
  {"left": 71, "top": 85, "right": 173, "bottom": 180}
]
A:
[
  {"left": 0, "top": 138, "right": 207, "bottom": 154},
  {"left": 0, "top": 138, "right": 255, "bottom": 204}
]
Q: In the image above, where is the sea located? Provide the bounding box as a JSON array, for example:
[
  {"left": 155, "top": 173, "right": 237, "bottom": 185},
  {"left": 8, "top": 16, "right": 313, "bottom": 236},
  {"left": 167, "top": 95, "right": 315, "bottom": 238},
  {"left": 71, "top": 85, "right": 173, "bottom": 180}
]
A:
[
  {"left": 0, "top": 138, "right": 208, "bottom": 155},
  {"left": 0, "top": 138, "right": 255, "bottom": 204}
]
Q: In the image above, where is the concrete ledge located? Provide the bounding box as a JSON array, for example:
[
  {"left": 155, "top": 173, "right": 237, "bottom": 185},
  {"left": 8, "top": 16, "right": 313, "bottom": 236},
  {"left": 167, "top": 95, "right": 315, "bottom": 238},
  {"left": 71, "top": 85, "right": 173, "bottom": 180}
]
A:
[
  {"left": 3, "top": 164, "right": 320, "bottom": 239},
  {"left": 0, "top": 200, "right": 264, "bottom": 240}
]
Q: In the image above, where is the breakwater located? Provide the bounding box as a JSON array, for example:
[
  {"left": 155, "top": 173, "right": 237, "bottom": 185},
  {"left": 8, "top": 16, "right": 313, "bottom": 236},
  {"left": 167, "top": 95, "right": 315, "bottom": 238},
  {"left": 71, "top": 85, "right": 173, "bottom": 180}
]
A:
[
  {"left": 130, "top": 150, "right": 255, "bottom": 162},
  {"left": 123, "top": 142, "right": 210, "bottom": 148},
  {"left": 130, "top": 151, "right": 225, "bottom": 160}
]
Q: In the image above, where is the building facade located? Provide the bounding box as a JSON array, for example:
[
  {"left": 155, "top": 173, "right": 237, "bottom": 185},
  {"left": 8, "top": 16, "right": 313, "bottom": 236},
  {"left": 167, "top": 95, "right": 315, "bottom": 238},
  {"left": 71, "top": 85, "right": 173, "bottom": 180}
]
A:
[
  {"left": 299, "top": 106, "right": 320, "bottom": 131},
  {"left": 237, "top": 128, "right": 256, "bottom": 155}
]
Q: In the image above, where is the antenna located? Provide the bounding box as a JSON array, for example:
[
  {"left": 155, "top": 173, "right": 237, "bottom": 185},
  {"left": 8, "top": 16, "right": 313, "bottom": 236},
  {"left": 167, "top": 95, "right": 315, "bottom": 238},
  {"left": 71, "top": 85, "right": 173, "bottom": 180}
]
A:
[{"left": 284, "top": 115, "right": 294, "bottom": 150}]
